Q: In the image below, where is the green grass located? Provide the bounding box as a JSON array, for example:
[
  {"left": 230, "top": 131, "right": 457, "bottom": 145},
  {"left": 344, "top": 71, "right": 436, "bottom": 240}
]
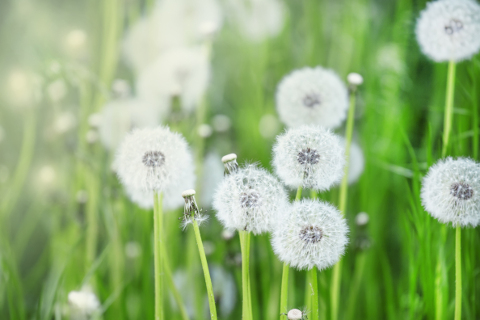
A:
[{"left": 0, "top": 0, "right": 479, "bottom": 319}]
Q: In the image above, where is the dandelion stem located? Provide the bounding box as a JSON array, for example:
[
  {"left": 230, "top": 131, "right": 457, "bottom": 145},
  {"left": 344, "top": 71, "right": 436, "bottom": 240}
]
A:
[
  {"left": 310, "top": 266, "right": 319, "bottom": 320},
  {"left": 455, "top": 225, "right": 462, "bottom": 320},
  {"left": 280, "top": 186, "right": 303, "bottom": 319},
  {"left": 240, "top": 230, "right": 252, "bottom": 320},
  {"left": 191, "top": 217, "right": 217, "bottom": 320},
  {"left": 331, "top": 83, "right": 357, "bottom": 320},
  {"left": 153, "top": 193, "right": 164, "bottom": 320},
  {"left": 442, "top": 60, "right": 456, "bottom": 158}
]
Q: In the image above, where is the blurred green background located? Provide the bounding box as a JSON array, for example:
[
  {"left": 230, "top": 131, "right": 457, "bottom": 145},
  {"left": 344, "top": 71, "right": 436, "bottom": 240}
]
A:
[{"left": 0, "top": 0, "right": 479, "bottom": 319}]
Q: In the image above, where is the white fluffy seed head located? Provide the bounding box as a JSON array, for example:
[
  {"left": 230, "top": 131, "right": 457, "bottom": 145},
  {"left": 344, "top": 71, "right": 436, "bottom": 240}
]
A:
[
  {"left": 421, "top": 157, "right": 480, "bottom": 227},
  {"left": 98, "top": 98, "right": 161, "bottom": 150},
  {"left": 287, "top": 309, "right": 303, "bottom": 320},
  {"left": 347, "top": 72, "right": 363, "bottom": 86},
  {"left": 272, "top": 126, "right": 346, "bottom": 191},
  {"left": 271, "top": 199, "right": 349, "bottom": 271},
  {"left": 213, "top": 164, "right": 289, "bottom": 234},
  {"left": 276, "top": 67, "right": 349, "bottom": 129},
  {"left": 68, "top": 288, "right": 100, "bottom": 316},
  {"left": 114, "top": 127, "right": 195, "bottom": 195},
  {"left": 136, "top": 46, "right": 210, "bottom": 115},
  {"left": 415, "top": 0, "right": 480, "bottom": 62}
]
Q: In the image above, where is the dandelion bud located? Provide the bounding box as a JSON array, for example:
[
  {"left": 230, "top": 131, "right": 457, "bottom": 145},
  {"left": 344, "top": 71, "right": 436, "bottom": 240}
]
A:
[
  {"left": 181, "top": 189, "right": 208, "bottom": 229},
  {"left": 213, "top": 164, "right": 289, "bottom": 234},
  {"left": 347, "top": 72, "right": 363, "bottom": 86},
  {"left": 287, "top": 309, "right": 304, "bottom": 320},
  {"left": 276, "top": 66, "right": 348, "bottom": 129},
  {"left": 421, "top": 157, "right": 480, "bottom": 227},
  {"left": 416, "top": 0, "right": 480, "bottom": 62},
  {"left": 272, "top": 125, "right": 345, "bottom": 191},
  {"left": 222, "top": 153, "right": 239, "bottom": 175},
  {"left": 272, "top": 199, "right": 349, "bottom": 270}
]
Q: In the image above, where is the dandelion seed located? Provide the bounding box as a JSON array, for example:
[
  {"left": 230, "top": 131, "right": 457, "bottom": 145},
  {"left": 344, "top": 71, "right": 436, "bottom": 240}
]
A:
[
  {"left": 272, "top": 199, "right": 349, "bottom": 271},
  {"left": 276, "top": 67, "right": 349, "bottom": 129},
  {"left": 181, "top": 189, "right": 209, "bottom": 229},
  {"left": 136, "top": 46, "right": 210, "bottom": 114},
  {"left": 272, "top": 125, "right": 345, "bottom": 191},
  {"left": 416, "top": 0, "right": 480, "bottom": 62},
  {"left": 98, "top": 98, "right": 161, "bottom": 150},
  {"left": 114, "top": 127, "right": 195, "bottom": 195},
  {"left": 421, "top": 157, "right": 480, "bottom": 227},
  {"left": 68, "top": 287, "right": 100, "bottom": 319},
  {"left": 227, "top": 0, "right": 285, "bottom": 42},
  {"left": 213, "top": 163, "right": 289, "bottom": 234}
]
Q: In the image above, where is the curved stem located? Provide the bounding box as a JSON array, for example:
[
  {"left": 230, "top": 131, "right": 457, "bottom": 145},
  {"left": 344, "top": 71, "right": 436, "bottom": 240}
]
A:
[
  {"left": 154, "top": 193, "right": 164, "bottom": 320},
  {"left": 455, "top": 226, "right": 462, "bottom": 320},
  {"left": 192, "top": 219, "right": 217, "bottom": 320},
  {"left": 442, "top": 60, "right": 456, "bottom": 158},
  {"left": 332, "top": 86, "right": 357, "bottom": 320}
]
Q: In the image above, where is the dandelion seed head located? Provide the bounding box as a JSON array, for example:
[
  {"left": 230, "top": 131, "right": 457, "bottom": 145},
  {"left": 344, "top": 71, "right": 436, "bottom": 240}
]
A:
[
  {"left": 98, "top": 98, "right": 161, "bottom": 150},
  {"left": 355, "top": 212, "right": 369, "bottom": 226},
  {"left": 421, "top": 157, "right": 480, "bottom": 227},
  {"left": 213, "top": 164, "right": 289, "bottom": 234},
  {"left": 347, "top": 72, "right": 363, "bottom": 86},
  {"left": 136, "top": 46, "right": 210, "bottom": 114},
  {"left": 272, "top": 126, "right": 345, "bottom": 191},
  {"left": 276, "top": 67, "right": 348, "bottom": 129},
  {"left": 271, "top": 199, "right": 349, "bottom": 270},
  {"left": 68, "top": 288, "right": 100, "bottom": 316},
  {"left": 415, "top": 0, "right": 480, "bottom": 62},
  {"left": 114, "top": 127, "right": 195, "bottom": 196}
]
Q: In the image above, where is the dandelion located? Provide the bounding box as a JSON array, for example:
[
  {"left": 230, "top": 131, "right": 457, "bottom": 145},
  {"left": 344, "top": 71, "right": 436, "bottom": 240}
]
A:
[
  {"left": 136, "top": 46, "right": 210, "bottom": 114},
  {"left": 227, "top": 0, "right": 285, "bottom": 42},
  {"left": 276, "top": 67, "right": 349, "bottom": 129},
  {"left": 114, "top": 126, "right": 194, "bottom": 193},
  {"left": 68, "top": 287, "right": 100, "bottom": 320},
  {"left": 272, "top": 125, "right": 345, "bottom": 191},
  {"left": 272, "top": 199, "right": 349, "bottom": 271},
  {"left": 98, "top": 98, "right": 162, "bottom": 150},
  {"left": 415, "top": 0, "right": 480, "bottom": 62},
  {"left": 286, "top": 309, "right": 306, "bottom": 320},
  {"left": 421, "top": 157, "right": 480, "bottom": 227},
  {"left": 213, "top": 163, "right": 289, "bottom": 234},
  {"left": 181, "top": 189, "right": 208, "bottom": 229}
]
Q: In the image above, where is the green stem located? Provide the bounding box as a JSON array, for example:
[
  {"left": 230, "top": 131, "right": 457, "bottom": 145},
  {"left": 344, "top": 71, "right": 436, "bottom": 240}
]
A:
[
  {"left": 154, "top": 193, "right": 164, "bottom": 320},
  {"left": 442, "top": 60, "right": 456, "bottom": 158},
  {"left": 279, "top": 263, "right": 289, "bottom": 320},
  {"left": 455, "top": 226, "right": 462, "bottom": 320},
  {"left": 240, "top": 230, "right": 252, "bottom": 320},
  {"left": 435, "top": 225, "right": 447, "bottom": 320},
  {"left": 192, "top": 219, "right": 217, "bottom": 320},
  {"left": 331, "top": 84, "right": 357, "bottom": 320},
  {"left": 162, "top": 243, "right": 190, "bottom": 320},
  {"left": 310, "top": 267, "right": 319, "bottom": 320},
  {"left": 280, "top": 186, "right": 303, "bottom": 319}
]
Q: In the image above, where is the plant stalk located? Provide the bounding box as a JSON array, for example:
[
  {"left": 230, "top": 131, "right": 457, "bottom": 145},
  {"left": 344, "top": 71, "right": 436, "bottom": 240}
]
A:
[
  {"left": 442, "top": 60, "right": 456, "bottom": 158},
  {"left": 310, "top": 266, "right": 319, "bottom": 320},
  {"left": 154, "top": 193, "right": 164, "bottom": 320},
  {"left": 240, "top": 230, "right": 252, "bottom": 320},
  {"left": 455, "top": 225, "right": 462, "bottom": 320}
]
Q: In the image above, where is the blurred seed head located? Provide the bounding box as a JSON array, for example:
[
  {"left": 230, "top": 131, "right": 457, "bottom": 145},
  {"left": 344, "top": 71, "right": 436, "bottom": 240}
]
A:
[
  {"left": 276, "top": 66, "right": 348, "bottom": 129},
  {"left": 421, "top": 157, "right": 480, "bottom": 227},
  {"left": 5, "top": 69, "right": 42, "bottom": 109},
  {"left": 355, "top": 212, "right": 369, "bottom": 226},
  {"left": 213, "top": 163, "right": 289, "bottom": 234},
  {"left": 287, "top": 309, "right": 304, "bottom": 320},
  {"left": 68, "top": 287, "right": 100, "bottom": 319},
  {"left": 212, "top": 114, "right": 231, "bottom": 132},
  {"left": 197, "top": 123, "right": 213, "bottom": 138},
  {"left": 347, "top": 72, "right": 363, "bottom": 88},
  {"left": 259, "top": 114, "right": 281, "bottom": 139},
  {"left": 415, "top": 0, "right": 480, "bottom": 62},
  {"left": 271, "top": 199, "right": 349, "bottom": 270},
  {"left": 272, "top": 125, "right": 345, "bottom": 191},
  {"left": 221, "top": 228, "right": 236, "bottom": 240},
  {"left": 53, "top": 112, "right": 76, "bottom": 134}
]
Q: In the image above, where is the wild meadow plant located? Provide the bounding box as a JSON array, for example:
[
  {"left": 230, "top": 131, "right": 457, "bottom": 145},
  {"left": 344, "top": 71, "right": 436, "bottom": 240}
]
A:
[{"left": 1, "top": 0, "right": 480, "bottom": 319}]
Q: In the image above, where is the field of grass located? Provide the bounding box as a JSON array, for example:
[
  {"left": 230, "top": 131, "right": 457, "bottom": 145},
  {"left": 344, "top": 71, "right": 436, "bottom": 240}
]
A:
[{"left": 0, "top": 0, "right": 479, "bottom": 319}]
